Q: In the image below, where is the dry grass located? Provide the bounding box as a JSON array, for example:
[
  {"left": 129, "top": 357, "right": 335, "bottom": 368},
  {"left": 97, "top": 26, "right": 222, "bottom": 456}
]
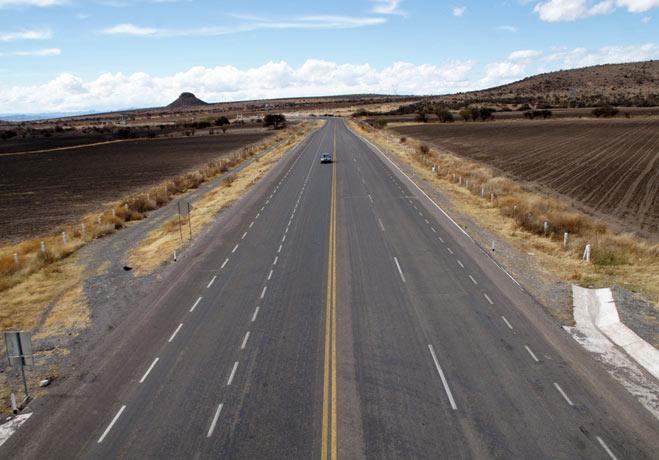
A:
[
  {"left": 0, "top": 128, "right": 303, "bottom": 294},
  {"left": 127, "top": 121, "right": 322, "bottom": 275},
  {"left": 349, "top": 119, "right": 659, "bottom": 315}
]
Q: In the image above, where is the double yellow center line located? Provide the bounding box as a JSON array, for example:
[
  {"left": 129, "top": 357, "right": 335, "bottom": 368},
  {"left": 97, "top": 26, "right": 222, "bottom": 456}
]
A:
[{"left": 321, "top": 127, "right": 338, "bottom": 460}]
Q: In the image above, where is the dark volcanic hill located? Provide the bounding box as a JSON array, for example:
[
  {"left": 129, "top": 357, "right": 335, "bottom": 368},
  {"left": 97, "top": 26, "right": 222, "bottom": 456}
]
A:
[
  {"left": 167, "top": 92, "right": 209, "bottom": 109},
  {"left": 433, "top": 60, "right": 659, "bottom": 108}
]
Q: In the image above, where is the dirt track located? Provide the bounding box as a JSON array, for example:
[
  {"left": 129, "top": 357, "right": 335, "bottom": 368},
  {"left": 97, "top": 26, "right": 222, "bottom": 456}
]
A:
[
  {"left": 0, "top": 131, "right": 271, "bottom": 242},
  {"left": 392, "top": 118, "right": 659, "bottom": 238}
]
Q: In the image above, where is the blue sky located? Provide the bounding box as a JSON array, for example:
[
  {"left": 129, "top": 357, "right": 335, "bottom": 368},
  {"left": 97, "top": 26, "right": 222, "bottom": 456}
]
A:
[{"left": 0, "top": 0, "right": 658, "bottom": 113}]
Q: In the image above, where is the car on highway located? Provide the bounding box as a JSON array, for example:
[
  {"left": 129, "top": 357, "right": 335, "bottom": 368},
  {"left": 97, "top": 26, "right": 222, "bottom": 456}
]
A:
[{"left": 320, "top": 153, "right": 332, "bottom": 163}]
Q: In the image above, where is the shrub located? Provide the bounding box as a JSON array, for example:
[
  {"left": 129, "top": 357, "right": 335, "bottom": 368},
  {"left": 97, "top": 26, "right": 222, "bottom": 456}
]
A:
[
  {"left": 592, "top": 246, "right": 628, "bottom": 266},
  {"left": 0, "top": 130, "right": 17, "bottom": 140},
  {"left": 399, "top": 136, "right": 406, "bottom": 143},
  {"left": 214, "top": 116, "right": 230, "bottom": 127},
  {"left": 374, "top": 118, "right": 388, "bottom": 129},
  {"left": 415, "top": 112, "right": 428, "bottom": 123},
  {"left": 224, "top": 174, "right": 237, "bottom": 186},
  {"left": 479, "top": 107, "right": 496, "bottom": 121},
  {"left": 459, "top": 109, "right": 472, "bottom": 121},
  {"left": 417, "top": 144, "right": 430, "bottom": 156},
  {"left": 592, "top": 105, "right": 619, "bottom": 118}
]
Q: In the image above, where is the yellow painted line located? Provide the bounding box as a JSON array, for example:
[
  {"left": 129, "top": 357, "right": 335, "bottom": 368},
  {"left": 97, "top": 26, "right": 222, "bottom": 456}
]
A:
[{"left": 322, "top": 126, "right": 338, "bottom": 460}]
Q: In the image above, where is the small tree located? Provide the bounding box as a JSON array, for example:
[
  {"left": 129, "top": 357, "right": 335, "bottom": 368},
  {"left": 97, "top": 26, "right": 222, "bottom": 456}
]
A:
[
  {"left": 479, "top": 107, "right": 495, "bottom": 121},
  {"left": 459, "top": 108, "right": 472, "bottom": 121},
  {"left": 434, "top": 108, "right": 454, "bottom": 123},
  {"left": 415, "top": 112, "right": 428, "bottom": 123},
  {"left": 263, "top": 113, "right": 286, "bottom": 129},
  {"left": 470, "top": 107, "right": 481, "bottom": 121},
  {"left": 214, "top": 116, "right": 230, "bottom": 127}
]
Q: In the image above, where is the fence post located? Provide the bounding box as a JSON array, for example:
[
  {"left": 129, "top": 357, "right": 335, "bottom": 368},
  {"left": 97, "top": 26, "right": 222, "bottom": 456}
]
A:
[
  {"left": 583, "top": 244, "right": 591, "bottom": 262},
  {"left": 62, "top": 231, "right": 68, "bottom": 245},
  {"left": 563, "top": 232, "right": 568, "bottom": 248}
]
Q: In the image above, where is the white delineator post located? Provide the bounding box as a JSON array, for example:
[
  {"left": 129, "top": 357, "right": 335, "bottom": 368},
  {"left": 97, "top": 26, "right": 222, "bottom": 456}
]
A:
[
  {"left": 583, "top": 244, "right": 591, "bottom": 262},
  {"left": 173, "top": 250, "right": 177, "bottom": 262},
  {"left": 481, "top": 185, "right": 485, "bottom": 197},
  {"left": 40, "top": 241, "right": 46, "bottom": 255},
  {"left": 543, "top": 221, "right": 549, "bottom": 235},
  {"left": 563, "top": 232, "right": 568, "bottom": 248},
  {"left": 14, "top": 253, "right": 20, "bottom": 270},
  {"left": 112, "top": 209, "right": 116, "bottom": 218},
  {"left": 62, "top": 231, "right": 68, "bottom": 244},
  {"left": 81, "top": 223, "right": 86, "bottom": 236},
  {"left": 97, "top": 215, "right": 102, "bottom": 225},
  {"left": 490, "top": 193, "right": 494, "bottom": 204}
]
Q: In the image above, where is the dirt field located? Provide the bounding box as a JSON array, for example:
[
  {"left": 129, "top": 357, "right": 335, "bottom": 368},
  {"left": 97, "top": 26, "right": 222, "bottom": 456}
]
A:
[
  {"left": 0, "top": 131, "right": 271, "bottom": 242},
  {"left": 392, "top": 118, "right": 659, "bottom": 238}
]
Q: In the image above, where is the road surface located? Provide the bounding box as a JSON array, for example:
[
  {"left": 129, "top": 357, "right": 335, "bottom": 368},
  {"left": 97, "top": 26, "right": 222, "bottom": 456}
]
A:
[{"left": 3, "top": 118, "right": 658, "bottom": 459}]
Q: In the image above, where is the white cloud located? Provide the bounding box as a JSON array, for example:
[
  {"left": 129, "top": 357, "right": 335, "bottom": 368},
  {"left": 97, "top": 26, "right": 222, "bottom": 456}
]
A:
[
  {"left": 480, "top": 61, "right": 526, "bottom": 85},
  {"left": 497, "top": 25, "right": 519, "bottom": 32},
  {"left": 543, "top": 43, "right": 659, "bottom": 67},
  {"left": 452, "top": 6, "right": 467, "bottom": 16},
  {"left": 371, "top": 0, "right": 406, "bottom": 15},
  {"left": 102, "top": 23, "right": 158, "bottom": 35},
  {"left": 641, "top": 14, "right": 652, "bottom": 20},
  {"left": 100, "top": 16, "right": 387, "bottom": 37},
  {"left": 0, "top": 0, "right": 66, "bottom": 7},
  {"left": 0, "top": 28, "right": 52, "bottom": 41},
  {"left": 509, "top": 49, "right": 543, "bottom": 59},
  {"left": 1, "top": 47, "right": 61, "bottom": 56},
  {"left": 534, "top": 0, "right": 659, "bottom": 22},
  {"left": 0, "top": 59, "right": 476, "bottom": 113}
]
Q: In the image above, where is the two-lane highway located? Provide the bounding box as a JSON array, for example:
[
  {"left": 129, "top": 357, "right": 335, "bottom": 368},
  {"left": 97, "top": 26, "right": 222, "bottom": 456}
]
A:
[{"left": 3, "top": 118, "right": 658, "bottom": 459}]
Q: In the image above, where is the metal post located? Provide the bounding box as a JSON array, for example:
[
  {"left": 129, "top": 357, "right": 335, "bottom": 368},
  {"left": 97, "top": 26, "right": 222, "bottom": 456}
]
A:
[
  {"left": 187, "top": 202, "right": 192, "bottom": 241},
  {"left": 177, "top": 202, "right": 183, "bottom": 243},
  {"left": 16, "top": 338, "right": 29, "bottom": 400}
]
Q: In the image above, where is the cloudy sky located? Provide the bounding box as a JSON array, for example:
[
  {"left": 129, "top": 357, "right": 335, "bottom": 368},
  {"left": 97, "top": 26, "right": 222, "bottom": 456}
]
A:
[{"left": 0, "top": 0, "right": 658, "bottom": 114}]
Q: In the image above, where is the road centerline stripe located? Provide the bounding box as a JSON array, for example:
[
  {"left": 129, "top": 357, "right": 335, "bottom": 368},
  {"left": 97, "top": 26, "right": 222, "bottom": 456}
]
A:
[
  {"left": 393, "top": 257, "right": 406, "bottom": 283},
  {"left": 206, "top": 403, "right": 223, "bottom": 438},
  {"left": 483, "top": 293, "right": 494, "bottom": 305},
  {"left": 221, "top": 258, "right": 229, "bottom": 269},
  {"left": 524, "top": 345, "right": 540, "bottom": 362},
  {"left": 554, "top": 382, "right": 574, "bottom": 406},
  {"left": 241, "top": 331, "right": 250, "bottom": 350},
  {"left": 206, "top": 275, "right": 216, "bottom": 288},
  {"left": 501, "top": 316, "right": 514, "bottom": 330},
  {"left": 227, "top": 361, "right": 239, "bottom": 385}
]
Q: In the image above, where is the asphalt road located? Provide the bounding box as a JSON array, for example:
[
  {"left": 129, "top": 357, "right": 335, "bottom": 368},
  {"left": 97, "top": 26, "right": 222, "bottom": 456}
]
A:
[{"left": 3, "top": 118, "right": 659, "bottom": 459}]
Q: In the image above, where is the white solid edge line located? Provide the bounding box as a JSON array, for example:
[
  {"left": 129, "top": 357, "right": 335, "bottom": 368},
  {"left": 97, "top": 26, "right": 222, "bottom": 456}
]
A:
[
  {"left": 501, "top": 316, "right": 514, "bottom": 330},
  {"left": 190, "top": 296, "right": 202, "bottom": 312},
  {"left": 393, "top": 257, "right": 406, "bottom": 283},
  {"left": 207, "top": 276, "right": 216, "bottom": 289},
  {"left": 483, "top": 293, "right": 494, "bottom": 305},
  {"left": 553, "top": 382, "right": 574, "bottom": 406},
  {"left": 206, "top": 403, "right": 223, "bottom": 438},
  {"left": 97, "top": 405, "right": 126, "bottom": 443},
  {"left": 232, "top": 244, "right": 239, "bottom": 254},
  {"left": 260, "top": 286, "right": 267, "bottom": 299},
  {"left": 524, "top": 345, "right": 540, "bottom": 363},
  {"left": 596, "top": 436, "right": 619, "bottom": 460},
  {"left": 227, "top": 361, "right": 239, "bottom": 385},
  {"left": 221, "top": 258, "right": 229, "bottom": 269},
  {"left": 241, "top": 331, "right": 251, "bottom": 350},
  {"left": 428, "top": 344, "right": 458, "bottom": 410},
  {"left": 251, "top": 306, "right": 260, "bottom": 322},
  {"left": 469, "top": 275, "right": 478, "bottom": 285},
  {"left": 168, "top": 323, "right": 183, "bottom": 343},
  {"left": 139, "top": 358, "right": 159, "bottom": 383}
]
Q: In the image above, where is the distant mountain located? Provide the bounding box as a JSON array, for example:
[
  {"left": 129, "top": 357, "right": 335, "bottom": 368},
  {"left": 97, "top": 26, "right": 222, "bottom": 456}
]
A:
[
  {"left": 166, "top": 92, "right": 209, "bottom": 109},
  {"left": 433, "top": 60, "right": 659, "bottom": 108}
]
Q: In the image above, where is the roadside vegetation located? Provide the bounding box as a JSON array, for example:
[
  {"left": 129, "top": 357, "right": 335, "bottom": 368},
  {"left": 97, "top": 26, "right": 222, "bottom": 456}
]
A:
[{"left": 350, "top": 119, "right": 659, "bottom": 320}]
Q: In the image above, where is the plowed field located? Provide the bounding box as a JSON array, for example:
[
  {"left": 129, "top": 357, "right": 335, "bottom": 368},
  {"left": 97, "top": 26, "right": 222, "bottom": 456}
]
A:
[
  {"left": 393, "top": 118, "right": 659, "bottom": 238},
  {"left": 0, "top": 131, "right": 271, "bottom": 242}
]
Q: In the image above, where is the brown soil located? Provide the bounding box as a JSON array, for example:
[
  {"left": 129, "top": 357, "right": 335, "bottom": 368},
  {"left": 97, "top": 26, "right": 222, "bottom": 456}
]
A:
[
  {"left": 0, "top": 131, "right": 271, "bottom": 242},
  {"left": 392, "top": 118, "right": 659, "bottom": 239}
]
